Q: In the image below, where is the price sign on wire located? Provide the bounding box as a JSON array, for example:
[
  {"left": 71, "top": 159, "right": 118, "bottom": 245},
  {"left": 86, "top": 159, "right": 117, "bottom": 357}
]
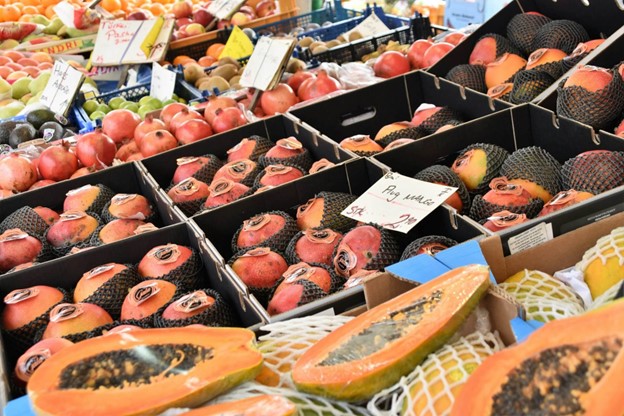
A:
[
  {"left": 208, "top": 0, "right": 247, "bottom": 20},
  {"left": 341, "top": 172, "right": 458, "bottom": 234},
  {"left": 150, "top": 62, "right": 177, "bottom": 102},
  {"left": 239, "top": 37, "right": 296, "bottom": 91},
  {"left": 219, "top": 26, "right": 254, "bottom": 60},
  {"left": 40, "top": 60, "right": 85, "bottom": 117}
]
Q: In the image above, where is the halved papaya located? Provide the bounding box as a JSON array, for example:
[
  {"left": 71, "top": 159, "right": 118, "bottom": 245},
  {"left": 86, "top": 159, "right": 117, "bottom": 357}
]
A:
[
  {"left": 180, "top": 394, "right": 297, "bottom": 415},
  {"left": 451, "top": 298, "right": 624, "bottom": 416},
  {"left": 292, "top": 264, "right": 490, "bottom": 402},
  {"left": 27, "top": 327, "right": 263, "bottom": 416}
]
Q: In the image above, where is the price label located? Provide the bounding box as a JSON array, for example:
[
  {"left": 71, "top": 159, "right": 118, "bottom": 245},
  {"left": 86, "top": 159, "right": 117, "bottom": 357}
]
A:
[
  {"left": 208, "top": 0, "right": 246, "bottom": 20},
  {"left": 344, "top": 12, "right": 391, "bottom": 39},
  {"left": 40, "top": 60, "right": 85, "bottom": 117},
  {"left": 341, "top": 172, "right": 457, "bottom": 234},
  {"left": 240, "top": 37, "right": 296, "bottom": 91},
  {"left": 219, "top": 26, "right": 254, "bottom": 60},
  {"left": 150, "top": 62, "right": 177, "bottom": 102}
]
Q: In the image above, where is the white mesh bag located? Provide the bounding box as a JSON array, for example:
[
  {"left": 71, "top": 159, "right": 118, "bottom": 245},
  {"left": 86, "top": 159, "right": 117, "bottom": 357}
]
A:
[{"left": 590, "top": 281, "right": 623, "bottom": 310}]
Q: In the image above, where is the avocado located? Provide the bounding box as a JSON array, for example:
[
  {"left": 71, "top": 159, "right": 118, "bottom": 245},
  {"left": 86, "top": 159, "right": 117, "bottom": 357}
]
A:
[
  {"left": 0, "top": 121, "right": 23, "bottom": 145},
  {"left": 27, "top": 109, "right": 58, "bottom": 130},
  {"left": 38, "top": 121, "right": 65, "bottom": 141},
  {"left": 9, "top": 123, "right": 37, "bottom": 148}
]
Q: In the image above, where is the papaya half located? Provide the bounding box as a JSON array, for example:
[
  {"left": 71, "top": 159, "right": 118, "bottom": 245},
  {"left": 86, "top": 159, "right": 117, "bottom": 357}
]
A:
[
  {"left": 451, "top": 298, "right": 624, "bottom": 416},
  {"left": 292, "top": 264, "right": 490, "bottom": 402},
  {"left": 180, "top": 394, "right": 297, "bottom": 416},
  {"left": 27, "top": 327, "right": 263, "bottom": 416}
]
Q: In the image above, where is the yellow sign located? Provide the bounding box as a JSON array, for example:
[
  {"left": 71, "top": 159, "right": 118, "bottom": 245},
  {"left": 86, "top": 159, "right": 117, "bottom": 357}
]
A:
[
  {"left": 219, "top": 26, "right": 254, "bottom": 60},
  {"left": 141, "top": 16, "right": 165, "bottom": 58}
]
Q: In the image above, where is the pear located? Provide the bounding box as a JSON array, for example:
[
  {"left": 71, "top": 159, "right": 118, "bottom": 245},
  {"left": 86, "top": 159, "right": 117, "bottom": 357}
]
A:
[
  {"left": 0, "top": 40, "right": 19, "bottom": 50},
  {"left": 20, "top": 93, "right": 33, "bottom": 104},
  {"left": 0, "top": 101, "right": 25, "bottom": 119},
  {"left": 32, "top": 15, "right": 50, "bottom": 26},
  {"left": 11, "top": 78, "right": 32, "bottom": 100},
  {"left": 29, "top": 71, "right": 51, "bottom": 95},
  {"left": 43, "top": 18, "right": 63, "bottom": 35},
  {"left": 0, "top": 78, "right": 10, "bottom": 101}
]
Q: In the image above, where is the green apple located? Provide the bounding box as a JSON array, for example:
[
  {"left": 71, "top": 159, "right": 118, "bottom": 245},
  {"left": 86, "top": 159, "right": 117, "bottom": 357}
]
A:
[
  {"left": 11, "top": 78, "right": 32, "bottom": 100},
  {"left": 95, "top": 104, "right": 111, "bottom": 114},
  {"left": 108, "top": 96, "right": 126, "bottom": 110},
  {"left": 120, "top": 101, "right": 139, "bottom": 113},
  {"left": 138, "top": 104, "right": 157, "bottom": 120},
  {"left": 138, "top": 95, "right": 153, "bottom": 106},
  {"left": 162, "top": 98, "right": 177, "bottom": 107},
  {"left": 143, "top": 97, "right": 163, "bottom": 109},
  {"left": 89, "top": 110, "right": 106, "bottom": 121},
  {"left": 82, "top": 99, "right": 99, "bottom": 115}
]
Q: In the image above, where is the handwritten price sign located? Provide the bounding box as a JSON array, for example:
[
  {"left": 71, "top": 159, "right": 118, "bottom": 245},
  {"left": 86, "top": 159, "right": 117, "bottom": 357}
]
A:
[
  {"left": 341, "top": 172, "right": 457, "bottom": 234},
  {"left": 40, "top": 60, "right": 85, "bottom": 117}
]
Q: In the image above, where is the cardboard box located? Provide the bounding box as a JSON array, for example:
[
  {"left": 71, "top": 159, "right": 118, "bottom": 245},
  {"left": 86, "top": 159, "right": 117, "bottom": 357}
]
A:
[{"left": 288, "top": 70, "right": 510, "bottom": 145}]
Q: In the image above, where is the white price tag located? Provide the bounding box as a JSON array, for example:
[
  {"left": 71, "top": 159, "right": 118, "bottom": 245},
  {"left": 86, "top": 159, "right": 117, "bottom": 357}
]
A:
[
  {"left": 207, "top": 0, "right": 246, "bottom": 20},
  {"left": 341, "top": 172, "right": 457, "bottom": 234},
  {"left": 507, "top": 222, "right": 554, "bottom": 255},
  {"left": 345, "top": 12, "right": 391, "bottom": 39},
  {"left": 150, "top": 62, "right": 177, "bottom": 102},
  {"left": 240, "top": 37, "right": 296, "bottom": 91},
  {"left": 40, "top": 60, "right": 85, "bottom": 117}
]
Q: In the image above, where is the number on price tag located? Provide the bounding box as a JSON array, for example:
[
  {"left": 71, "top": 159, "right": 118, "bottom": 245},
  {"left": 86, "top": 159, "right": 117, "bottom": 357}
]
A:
[
  {"left": 40, "top": 60, "right": 85, "bottom": 117},
  {"left": 240, "top": 37, "right": 296, "bottom": 91},
  {"left": 341, "top": 172, "right": 458, "bottom": 233}
]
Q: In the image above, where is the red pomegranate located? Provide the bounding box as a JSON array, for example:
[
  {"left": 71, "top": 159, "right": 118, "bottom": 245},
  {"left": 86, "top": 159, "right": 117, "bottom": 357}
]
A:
[
  {"left": 287, "top": 71, "right": 315, "bottom": 94},
  {"left": 75, "top": 131, "right": 116, "bottom": 168},
  {"left": 38, "top": 143, "right": 79, "bottom": 181},
  {"left": 373, "top": 51, "right": 411, "bottom": 78},
  {"left": 211, "top": 107, "right": 247, "bottom": 133},
  {"left": 139, "top": 130, "right": 177, "bottom": 157},
  {"left": 260, "top": 83, "right": 298, "bottom": 116},
  {"left": 175, "top": 119, "right": 213, "bottom": 144},
  {"left": 169, "top": 108, "right": 203, "bottom": 134},
  {"left": 203, "top": 95, "right": 237, "bottom": 124},
  {"left": 134, "top": 116, "right": 166, "bottom": 146},
  {"left": 297, "top": 70, "right": 341, "bottom": 101},
  {"left": 407, "top": 39, "right": 433, "bottom": 69},
  {"left": 102, "top": 109, "right": 141, "bottom": 144},
  {"left": 160, "top": 102, "right": 188, "bottom": 128},
  {"left": 0, "top": 154, "right": 38, "bottom": 192}
]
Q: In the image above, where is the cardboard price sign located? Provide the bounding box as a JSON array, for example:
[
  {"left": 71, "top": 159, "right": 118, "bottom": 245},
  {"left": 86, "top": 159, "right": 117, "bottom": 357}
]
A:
[
  {"left": 150, "top": 62, "right": 177, "bottom": 102},
  {"left": 344, "top": 12, "right": 390, "bottom": 39},
  {"left": 40, "top": 60, "right": 85, "bottom": 117},
  {"left": 240, "top": 37, "right": 296, "bottom": 91},
  {"left": 341, "top": 172, "right": 458, "bottom": 234},
  {"left": 208, "top": 0, "right": 246, "bottom": 20},
  {"left": 90, "top": 18, "right": 174, "bottom": 66}
]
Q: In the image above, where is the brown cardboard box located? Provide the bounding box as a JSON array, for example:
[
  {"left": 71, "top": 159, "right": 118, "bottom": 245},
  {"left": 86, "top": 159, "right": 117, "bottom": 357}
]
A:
[{"left": 480, "top": 212, "right": 624, "bottom": 283}]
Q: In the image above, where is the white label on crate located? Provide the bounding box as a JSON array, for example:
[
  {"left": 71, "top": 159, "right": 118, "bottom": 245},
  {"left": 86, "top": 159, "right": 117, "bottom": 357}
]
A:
[
  {"left": 507, "top": 222, "right": 554, "bottom": 255},
  {"left": 40, "top": 60, "right": 85, "bottom": 117},
  {"left": 150, "top": 62, "right": 176, "bottom": 102},
  {"left": 208, "top": 0, "right": 247, "bottom": 20},
  {"left": 341, "top": 172, "right": 457, "bottom": 234},
  {"left": 345, "top": 12, "right": 391, "bottom": 38},
  {"left": 240, "top": 37, "right": 296, "bottom": 91}
]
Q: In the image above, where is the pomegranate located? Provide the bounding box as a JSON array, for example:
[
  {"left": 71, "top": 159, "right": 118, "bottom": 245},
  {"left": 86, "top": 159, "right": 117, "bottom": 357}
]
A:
[
  {"left": 102, "top": 109, "right": 141, "bottom": 144},
  {"left": 38, "top": 143, "right": 79, "bottom": 181},
  {"left": 134, "top": 116, "right": 166, "bottom": 146},
  {"left": 423, "top": 42, "right": 454, "bottom": 67},
  {"left": 175, "top": 119, "right": 213, "bottom": 144},
  {"left": 203, "top": 95, "right": 237, "bottom": 124},
  {"left": 407, "top": 39, "right": 433, "bottom": 69},
  {"left": 287, "top": 71, "right": 315, "bottom": 94},
  {"left": 160, "top": 102, "right": 188, "bottom": 128},
  {"left": 70, "top": 166, "right": 97, "bottom": 179},
  {"left": 169, "top": 108, "right": 203, "bottom": 134},
  {"left": 139, "top": 130, "right": 178, "bottom": 157},
  {"left": 29, "top": 180, "right": 56, "bottom": 190},
  {"left": 373, "top": 51, "right": 411, "bottom": 78},
  {"left": 212, "top": 107, "right": 248, "bottom": 133},
  {"left": 0, "top": 154, "right": 38, "bottom": 192},
  {"left": 297, "top": 70, "right": 341, "bottom": 101},
  {"left": 115, "top": 140, "right": 140, "bottom": 162},
  {"left": 260, "top": 83, "right": 298, "bottom": 116},
  {"left": 75, "top": 131, "right": 116, "bottom": 168}
]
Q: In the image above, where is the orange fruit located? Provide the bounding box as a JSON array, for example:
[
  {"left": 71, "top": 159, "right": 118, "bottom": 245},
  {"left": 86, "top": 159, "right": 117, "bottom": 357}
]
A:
[
  {"left": 44, "top": 5, "right": 56, "bottom": 18},
  {"left": 101, "top": 0, "right": 121, "bottom": 12},
  {"left": 148, "top": 2, "right": 165, "bottom": 15},
  {"left": 206, "top": 43, "right": 225, "bottom": 60},
  {"left": 172, "top": 55, "right": 194, "bottom": 66},
  {"left": 197, "top": 56, "right": 216, "bottom": 67},
  {"left": 2, "top": 5, "right": 21, "bottom": 21},
  {"left": 19, "top": 14, "right": 33, "bottom": 22},
  {"left": 41, "top": 0, "right": 59, "bottom": 8}
]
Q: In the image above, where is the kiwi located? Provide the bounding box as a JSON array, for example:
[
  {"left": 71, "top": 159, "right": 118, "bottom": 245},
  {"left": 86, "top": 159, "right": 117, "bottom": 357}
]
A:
[
  {"left": 194, "top": 75, "right": 210, "bottom": 88},
  {"left": 217, "top": 57, "right": 240, "bottom": 69},
  {"left": 286, "top": 58, "right": 306, "bottom": 73},
  {"left": 210, "top": 64, "right": 238, "bottom": 81},
  {"left": 298, "top": 37, "right": 314, "bottom": 48},
  {"left": 308, "top": 41, "right": 326, "bottom": 51},
  {"left": 348, "top": 31, "right": 363, "bottom": 41},
  {"left": 325, "top": 39, "right": 341, "bottom": 48},
  {"left": 204, "top": 76, "right": 230, "bottom": 93},
  {"left": 312, "top": 45, "right": 329, "bottom": 55},
  {"left": 229, "top": 75, "right": 241, "bottom": 86}
]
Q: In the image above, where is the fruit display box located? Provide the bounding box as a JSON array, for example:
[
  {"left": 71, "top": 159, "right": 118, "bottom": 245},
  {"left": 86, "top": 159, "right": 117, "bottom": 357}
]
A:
[
  {"left": 190, "top": 157, "right": 486, "bottom": 322},
  {"left": 140, "top": 114, "right": 354, "bottom": 217},
  {"left": 288, "top": 70, "right": 511, "bottom": 146},
  {"left": 372, "top": 103, "right": 624, "bottom": 255},
  {"left": 0, "top": 220, "right": 265, "bottom": 400},
  {"left": 427, "top": 0, "right": 624, "bottom": 103}
]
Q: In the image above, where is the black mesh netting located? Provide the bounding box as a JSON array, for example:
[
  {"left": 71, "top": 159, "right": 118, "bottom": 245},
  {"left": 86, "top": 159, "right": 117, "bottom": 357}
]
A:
[
  {"left": 269, "top": 262, "right": 345, "bottom": 301},
  {"left": 556, "top": 67, "right": 624, "bottom": 130},
  {"left": 65, "top": 184, "right": 115, "bottom": 214},
  {"left": 140, "top": 248, "right": 204, "bottom": 290},
  {"left": 347, "top": 148, "right": 383, "bottom": 157},
  {"left": 227, "top": 135, "right": 274, "bottom": 162},
  {"left": 80, "top": 265, "right": 141, "bottom": 320},
  {"left": 253, "top": 163, "right": 308, "bottom": 188},
  {"left": 267, "top": 279, "right": 327, "bottom": 315},
  {"left": 469, "top": 195, "right": 544, "bottom": 221},
  {"left": 165, "top": 180, "right": 210, "bottom": 218},
  {"left": 1, "top": 287, "right": 71, "bottom": 353},
  {"left": 258, "top": 147, "right": 313, "bottom": 171},
  {"left": 478, "top": 33, "right": 525, "bottom": 61},
  {"left": 451, "top": 143, "right": 510, "bottom": 195},
  {"left": 214, "top": 160, "right": 262, "bottom": 188},
  {"left": 488, "top": 83, "right": 513, "bottom": 101},
  {"left": 52, "top": 321, "right": 119, "bottom": 343},
  {"left": 284, "top": 228, "right": 343, "bottom": 266},
  {"left": 500, "top": 146, "right": 563, "bottom": 199},
  {"left": 414, "top": 165, "right": 472, "bottom": 214},
  {"left": 418, "top": 106, "right": 464, "bottom": 134},
  {"left": 510, "top": 70, "right": 555, "bottom": 104},
  {"left": 100, "top": 199, "right": 158, "bottom": 224},
  {"left": 532, "top": 20, "right": 590, "bottom": 54},
  {"left": 332, "top": 223, "right": 401, "bottom": 279},
  {"left": 0, "top": 206, "right": 51, "bottom": 238},
  {"left": 561, "top": 151, "right": 624, "bottom": 194},
  {"left": 507, "top": 12, "right": 552, "bottom": 55},
  {"left": 297, "top": 191, "right": 359, "bottom": 233},
  {"left": 153, "top": 288, "right": 237, "bottom": 328},
  {"left": 45, "top": 212, "right": 102, "bottom": 258},
  {"left": 231, "top": 210, "right": 298, "bottom": 253},
  {"left": 376, "top": 126, "right": 428, "bottom": 148},
  {"left": 446, "top": 64, "right": 487, "bottom": 93},
  {"left": 529, "top": 58, "right": 564, "bottom": 80},
  {"left": 400, "top": 235, "right": 459, "bottom": 261},
  {"left": 178, "top": 154, "right": 223, "bottom": 185},
  {"left": 561, "top": 53, "right": 586, "bottom": 72}
]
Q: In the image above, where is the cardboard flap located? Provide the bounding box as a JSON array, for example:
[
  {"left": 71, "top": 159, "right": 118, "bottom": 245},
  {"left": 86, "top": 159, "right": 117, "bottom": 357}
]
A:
[
  {"left": 385, "top": 254, "right": 451, "bottom": 284},
  {"left": 434, "top": 240, "right": 497, "bottom": 283}
]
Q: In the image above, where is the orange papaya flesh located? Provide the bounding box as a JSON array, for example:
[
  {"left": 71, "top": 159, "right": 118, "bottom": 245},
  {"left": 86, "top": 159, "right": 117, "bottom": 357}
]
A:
[
  {"left": 27, "top": 327, "right": 263, "bottom": 416},
  {"left": 180, "top": 394, "right": 297, "bottom": 416},
  {"left": 292, "top": 264, "right": 490, "bottom": 402},
  {"left": 451, "top": 299, "right": 624, "bottom": 416}
]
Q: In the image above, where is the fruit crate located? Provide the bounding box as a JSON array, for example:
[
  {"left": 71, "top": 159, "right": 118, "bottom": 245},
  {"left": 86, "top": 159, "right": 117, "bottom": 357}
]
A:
[
  {"left": 0, "top": 220, "right": 266, "bottom": 401},
  {"left": 537, "top": 24, "right": 624, "bottom": 137},
  {"left": 427, "top": 0, "right": 624, "bottom": 104},
  {"left": 372, "top": 103, "right": 624, "bottom": 256},
  {"left": 139, "top": 114, "right": 354, "bottom": 217},
  {"left": 71, "top": 77, "right": 202, "bottom": 134},
  {"left": 190, "top": 157, "right": 487, "bottom": 323},
  {"left": 288, "top": 70, "right": 511, "bottom": 146}
]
